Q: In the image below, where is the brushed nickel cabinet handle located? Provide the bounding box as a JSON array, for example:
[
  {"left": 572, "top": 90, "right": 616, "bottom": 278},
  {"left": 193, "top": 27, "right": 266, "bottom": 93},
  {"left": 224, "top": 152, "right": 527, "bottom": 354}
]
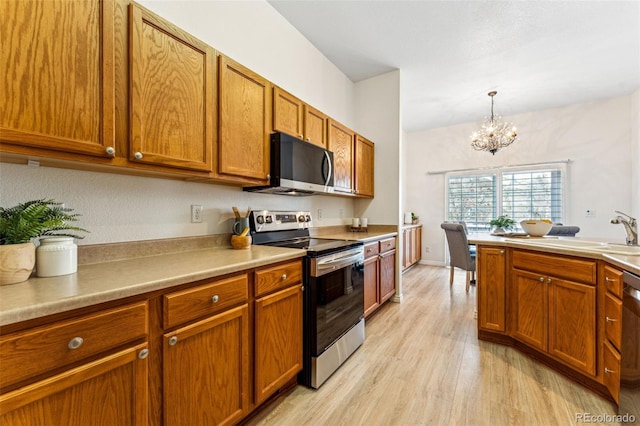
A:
[
  {"left": 605, "top": 316, "right": 617, "bottom": 322},
  {"left": 133, "top": 152, "right": 143, "bottom": 159},
  {"left": 211, "top": 295, "right": 219, "bottom": 303},
  {"left": 605, "top": 277, "right": 615, "bottom": 283},
  {"left": 168, "top": 336, "right": 178, "bottom": 346},
  {"left": 604, "top": 367, "right": 616, "bottom": 374},
  {"left": 105, "top": 146, "right": 115, "bottom": 156},
  {"left": 539, "top": 277, "right": 545, "bottom": 283},
  {"left": 68, "top": 337, "right": 84, "bottom": 350},
  {"left": 138, "top": 349, "right": 149, "bottom": 359},
  {"left": 281, "top": 274, "right": 287, "bottom": 281}
]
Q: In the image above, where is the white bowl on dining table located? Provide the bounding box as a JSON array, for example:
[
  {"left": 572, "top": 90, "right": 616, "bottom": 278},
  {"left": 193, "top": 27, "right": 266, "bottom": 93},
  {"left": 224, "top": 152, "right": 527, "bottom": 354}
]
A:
[{"left": 520, "top": 219, "right": 554, "bottom": 237}]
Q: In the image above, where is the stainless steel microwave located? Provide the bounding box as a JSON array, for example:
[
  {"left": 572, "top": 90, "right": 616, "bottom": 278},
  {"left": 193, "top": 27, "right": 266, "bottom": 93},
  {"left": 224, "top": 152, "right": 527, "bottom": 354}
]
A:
[{"left": 243, "top": 132, "right": 334, "bottom": 196}]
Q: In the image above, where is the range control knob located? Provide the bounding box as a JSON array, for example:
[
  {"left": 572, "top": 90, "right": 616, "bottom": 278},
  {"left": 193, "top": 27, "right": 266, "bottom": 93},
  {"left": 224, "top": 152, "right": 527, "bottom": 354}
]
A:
[
  {"left": 265, "top": 215, "right": 273, "bottom": 224},
  {"left": 256, "top": 215, "right": 265, "bottom": 224},
  {"left": 298, "top": 215, "right": 306, "bottom": 223},
  {"left": 305, "top": 215, "right": 312, "bottom": 222}
]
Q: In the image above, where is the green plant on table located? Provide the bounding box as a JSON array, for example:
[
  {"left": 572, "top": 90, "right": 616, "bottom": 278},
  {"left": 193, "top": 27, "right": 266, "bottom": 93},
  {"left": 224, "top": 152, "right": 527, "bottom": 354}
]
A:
[
  {"left": 489, "top": 215, "right": 515, "bottom": 231},
  {"left": 0, "top": 199, "right": 88, "bottom": 245}
]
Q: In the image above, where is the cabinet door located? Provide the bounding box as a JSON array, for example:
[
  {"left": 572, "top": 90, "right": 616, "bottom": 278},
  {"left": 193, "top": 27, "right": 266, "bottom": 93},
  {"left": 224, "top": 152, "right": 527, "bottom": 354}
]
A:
[
  {"left": 0, "top": 344, "right": 148, "bottom": 426},
  {"left": 218, "top": 55, "right": 271, "bottom": 183},
  {"left": 303, "top": 105, "right": 328, "bottom": 148},
  {"left": 477, "top": 247, "right": 507, "bottom": 332},
  {"left": 327, "top": 119, "right": 355, "bottom": 194},
  {"left": 548, "top": 278, "right": 596, "bottom": 376},
  {"left": 273, "top": 87, "right": 303, "bottom": 138},
  {"left": 411, "top": 227, "right": 422, "bottom": 264},
  {"left": 402, "top": 229, "right": 411, "bottom": 270},
  {"left": 363, "top": 255, "right": 380, "bottom": 318},
  {"left": 1, "top": 0, "right": 115, "bottom": 158},
  {"left": 129, "top": 3, "right": 214, "bottom": 172},
  {"left": 379, "top": 250, "right": 396, "bottom": 303},
  {"left": 354, "top": 135, "right": 374, "bottom": 198},
  {"left": 163, "top": 304, "right": 249, "bottom": 426},
  {"left": 511, "top": 269, "right": 548, "bottom": 351},
  {"left": 254, "top": 285, "right": 303, "bottom": 404},
  {"left": 603, "top": 340, "right": 621, "bottom": 403}
]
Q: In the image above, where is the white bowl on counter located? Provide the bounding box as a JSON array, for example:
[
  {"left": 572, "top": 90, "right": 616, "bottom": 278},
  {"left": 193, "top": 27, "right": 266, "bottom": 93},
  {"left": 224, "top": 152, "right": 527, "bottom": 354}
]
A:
[{"left": 520, "top": 219, "right": 553, "bottom": 237}]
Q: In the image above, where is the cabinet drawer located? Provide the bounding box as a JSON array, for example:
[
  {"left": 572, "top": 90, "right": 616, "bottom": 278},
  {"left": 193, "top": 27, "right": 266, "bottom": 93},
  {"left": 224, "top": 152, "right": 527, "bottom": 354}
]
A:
[
  {"left": 0, "top": 302, "right": 148, "bottom": 388},
  {"left": 604, "top": 291, "right": 623, "bottom": 350},
  {"left": 512, "top": 250, "right": 596, "bottom": 284},
  {"left": 602, "top": 340, "right": 621, "bottom": 403},
  {"left": 255, "top": 260, "right": 302, "bottom": 298},
  {"left": 603, "top": 264, "right": 623, "bottom": 298},
  {"left": 379, "top": 237, "right": 396, "bottom": 253},
  {"left": 164, "top": 274, "right": 248, "bottom": 329},
  {"left": 364, "top": 241, "right": 379, "bottom": 259}
]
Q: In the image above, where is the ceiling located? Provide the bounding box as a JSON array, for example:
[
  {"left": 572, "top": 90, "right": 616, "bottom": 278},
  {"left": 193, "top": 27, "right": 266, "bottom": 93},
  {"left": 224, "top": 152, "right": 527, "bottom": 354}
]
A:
[{"left": 268, "top": 1, "right": 640, "bottom": 133}]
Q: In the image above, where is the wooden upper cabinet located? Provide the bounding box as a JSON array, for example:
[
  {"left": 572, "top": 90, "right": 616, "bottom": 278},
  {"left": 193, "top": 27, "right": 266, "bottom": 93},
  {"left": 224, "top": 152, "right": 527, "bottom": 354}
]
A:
[
  {"left": 0, "top": 0, "right": 115, "bottom": 158},
  {"left": 129, "top": 3, "right": 214, "bottom": 172},
  {"left": 273, "top": 87, "right": 304, "bottom": 139},
  {"left": 327, "top": 119, "right": 356, "bottom": 194},
  {"left": 218, "top": 55, "right": 271, "bottom": 183},
  {"left": 303, "top": 105, "right": 328, "bottom": 148},
  {"left": 354, "top": 134, "right": 374, "bottom": 198}
]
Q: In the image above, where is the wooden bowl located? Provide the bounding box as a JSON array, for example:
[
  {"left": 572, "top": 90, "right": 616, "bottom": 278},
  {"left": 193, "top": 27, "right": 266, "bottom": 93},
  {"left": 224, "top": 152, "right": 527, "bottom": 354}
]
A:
[{"left": 230, "top": 235, "right": 252, "bottom": 249}]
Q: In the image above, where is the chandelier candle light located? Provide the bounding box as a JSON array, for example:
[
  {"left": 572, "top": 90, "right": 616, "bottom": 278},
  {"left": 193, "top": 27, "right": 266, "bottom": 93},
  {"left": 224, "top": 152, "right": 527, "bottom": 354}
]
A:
[{"left": 470, "top": 91, "right": 518, "bottom": 155}]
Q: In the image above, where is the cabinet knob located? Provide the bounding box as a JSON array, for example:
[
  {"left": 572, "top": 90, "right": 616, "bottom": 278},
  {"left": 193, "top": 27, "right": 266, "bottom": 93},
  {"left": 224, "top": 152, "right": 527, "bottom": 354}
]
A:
[
  {"left": 299, "top": 134, "right": 303, "bottom": 139},
  {"left": 266, "top": 173, "right": 271, "bottom": 180},
  {"left": 281, "top": 273, "right": 287, "bottom": 281},
  {"left": 105, "top": 146, "right": 115, "bottom": 156},
  {"left": 539, "top": 277, "right": 545, "bottom": 283},
  {"left": 133, "top": 152, "right": 143, "bottom": 160},
  {"left": 306, "top": 137, "right": 311, "bottom": 142},
  {"left": 211, "top": 295, "right": 219, "bottom": 303},
  {"left": 547, "top": 277, "right": 552, "bottom": 284},
  {"left": 499, "top": 250, "right": 505, "bottom": 255},
  {"left": 168, "top": 336, "right": 178, "bottom": 346},
  {"left": 68, "top": 337, "right": 84, "bottom": 350},
  {"left": 605, "top": 316, "right": 618, "bottom": 323},
  {"left": 604, "top": 367, "right": 616, "bottom": 374},
  {"left": 301, "top": 285, "right": 304, "bottom": 292},
  {"left": 138, "top": 349, "right": 149, "bottom": 359}
]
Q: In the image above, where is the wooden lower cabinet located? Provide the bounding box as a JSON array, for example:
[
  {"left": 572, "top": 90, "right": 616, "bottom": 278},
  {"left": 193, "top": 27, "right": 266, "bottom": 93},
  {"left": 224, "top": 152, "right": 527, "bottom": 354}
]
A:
[
  {"left": 402, "top": 226, "right": 422, "bottom": 271},
  {"left": 364, "top": 237, "right": 396, "bottom": 318},
  {"left": 163, "top": 304, "right": 250, "bottom": 426},
  {"left": 510, "top": 250, "right": 597, "bottom": 376},
  {"left": 477, "top": 246, "right": 506, "bottom": 332},
  {"left": 0, "top": 343, "right": 149, "bottom": 426},
  {"left": 254, "top": 284, "right": 303, "bottom": 404}
]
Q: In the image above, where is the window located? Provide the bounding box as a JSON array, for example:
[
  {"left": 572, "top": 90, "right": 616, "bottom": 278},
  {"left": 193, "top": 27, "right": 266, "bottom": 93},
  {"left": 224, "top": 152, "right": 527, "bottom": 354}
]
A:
[{"left": 446, "top": 166, "right": 564, "bottom": 232}]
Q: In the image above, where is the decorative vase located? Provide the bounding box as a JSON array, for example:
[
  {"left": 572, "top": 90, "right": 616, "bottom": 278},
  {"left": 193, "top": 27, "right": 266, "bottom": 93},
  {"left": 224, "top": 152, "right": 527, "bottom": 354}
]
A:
[
  {"left": 492, "top": 227, "right": 505, "bottom": 235},
  {"left": 0, "top": 242, "right": 36, "bottom": 285},
  {"left": 36, "top": 237, "right": 78, "bottom": 277}
]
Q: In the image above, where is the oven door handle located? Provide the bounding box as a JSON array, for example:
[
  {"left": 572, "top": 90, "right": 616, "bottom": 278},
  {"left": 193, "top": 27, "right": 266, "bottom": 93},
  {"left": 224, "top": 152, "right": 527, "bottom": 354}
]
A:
[{"left": 316, "top": 252, "right": 363, "bottom": 271}]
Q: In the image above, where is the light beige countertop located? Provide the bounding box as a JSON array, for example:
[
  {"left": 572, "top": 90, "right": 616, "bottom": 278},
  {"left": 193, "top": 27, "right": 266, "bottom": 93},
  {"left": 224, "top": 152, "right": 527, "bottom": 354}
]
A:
[
  {"left": 468, "top": 233, "right": 640, "bottom": 276},
  {"left": 318, "top": 230, "right": 398, "bottom": 243},
  {"left": 0, "top": 245, "right": 304, "bottom": 327}
]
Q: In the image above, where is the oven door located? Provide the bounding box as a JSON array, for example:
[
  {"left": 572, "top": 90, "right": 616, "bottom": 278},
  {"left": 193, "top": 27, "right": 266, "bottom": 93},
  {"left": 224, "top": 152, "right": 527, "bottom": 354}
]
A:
[{"left": 307, "top": 248, "right": 364, "bottom": 356}]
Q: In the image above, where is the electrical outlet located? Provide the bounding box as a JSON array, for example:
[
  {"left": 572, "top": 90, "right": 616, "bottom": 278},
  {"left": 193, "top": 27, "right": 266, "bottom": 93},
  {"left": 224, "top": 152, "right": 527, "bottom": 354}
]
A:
[
  {"left": 424, "top": 245, "right": 431, "bottom": 254},
  {"left": 585, "top": 209, "right": 596, "bottom": 217},
  {"left": 191, "top": 205, "right": 203, "bottom": 223}
]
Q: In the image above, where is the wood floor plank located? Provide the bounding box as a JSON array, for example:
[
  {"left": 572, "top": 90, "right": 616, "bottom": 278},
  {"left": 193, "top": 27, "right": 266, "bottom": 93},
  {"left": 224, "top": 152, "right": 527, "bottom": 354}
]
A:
[{"left": 246, "top": 265, "right": 619, "bottom": 426}]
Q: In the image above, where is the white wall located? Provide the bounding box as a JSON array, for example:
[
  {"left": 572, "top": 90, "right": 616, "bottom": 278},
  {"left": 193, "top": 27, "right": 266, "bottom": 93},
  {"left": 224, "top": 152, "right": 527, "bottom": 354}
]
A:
[
  {"left": 0, "top": 0, "right": 369, "bottom": 245},
  {"left": 405, "top": 94, "right": 637, "bottom": 265},
  {"left": 632, "top": 89, "right": 640, "bottom": 218},
  {"left": 353, "top": 70, "right": 402, "bottom": 225}
]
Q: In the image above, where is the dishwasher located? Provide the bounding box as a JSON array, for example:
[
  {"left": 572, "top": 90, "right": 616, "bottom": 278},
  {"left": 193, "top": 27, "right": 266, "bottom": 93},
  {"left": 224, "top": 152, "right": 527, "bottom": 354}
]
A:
[{"left": 620, "top": 270, "right": 640, "bottom": 423}]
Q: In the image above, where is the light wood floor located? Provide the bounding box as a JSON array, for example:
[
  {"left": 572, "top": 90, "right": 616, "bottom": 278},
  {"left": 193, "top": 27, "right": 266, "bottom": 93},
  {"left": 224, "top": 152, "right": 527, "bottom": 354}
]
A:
[{"left": 247, "top": 265, "right": 620, "bottom": 426}]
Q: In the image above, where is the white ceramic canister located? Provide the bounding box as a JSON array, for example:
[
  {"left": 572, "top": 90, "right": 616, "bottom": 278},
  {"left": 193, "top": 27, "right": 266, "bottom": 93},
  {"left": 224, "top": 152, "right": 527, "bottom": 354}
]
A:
[{"left": 36, "top": 237, "right": 78, "bottom": 277}]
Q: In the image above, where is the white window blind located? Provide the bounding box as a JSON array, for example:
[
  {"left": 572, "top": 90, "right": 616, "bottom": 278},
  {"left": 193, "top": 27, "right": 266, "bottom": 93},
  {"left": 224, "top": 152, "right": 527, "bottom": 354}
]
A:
[{"left": 446, "top": 166, "right": 564, "bottom": 231}]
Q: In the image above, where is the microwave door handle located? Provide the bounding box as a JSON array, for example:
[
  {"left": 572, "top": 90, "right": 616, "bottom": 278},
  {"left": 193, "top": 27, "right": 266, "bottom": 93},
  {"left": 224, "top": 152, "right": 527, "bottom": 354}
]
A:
[{"left": 323, "top": 150, "right": 332, "bottom": 186}]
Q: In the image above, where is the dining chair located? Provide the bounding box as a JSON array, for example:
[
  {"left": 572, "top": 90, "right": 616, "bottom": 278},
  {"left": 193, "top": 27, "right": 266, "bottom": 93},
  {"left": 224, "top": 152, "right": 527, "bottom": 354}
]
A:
[{"left": 440, "top": 222, "right": 476, "bottom": 292}]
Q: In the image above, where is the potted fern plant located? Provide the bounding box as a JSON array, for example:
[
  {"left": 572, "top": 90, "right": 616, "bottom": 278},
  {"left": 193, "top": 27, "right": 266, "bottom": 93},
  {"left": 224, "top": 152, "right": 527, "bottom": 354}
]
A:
[
  {"left": 0, "top": 199, "right": 88, "bottom": 285},
  {"left": 489, "top": 215, "right": 515, "bottom": 235}
]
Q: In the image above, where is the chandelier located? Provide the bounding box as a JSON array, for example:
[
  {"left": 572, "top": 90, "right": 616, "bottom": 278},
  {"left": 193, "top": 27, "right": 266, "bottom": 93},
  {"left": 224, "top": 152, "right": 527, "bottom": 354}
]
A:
[{"left": 470, "top": 91, "right": 518, "bottom": 155}]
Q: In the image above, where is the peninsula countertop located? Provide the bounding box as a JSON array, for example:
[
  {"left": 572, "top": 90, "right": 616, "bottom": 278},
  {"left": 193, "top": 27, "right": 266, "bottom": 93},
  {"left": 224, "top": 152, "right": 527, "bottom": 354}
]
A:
[
  {"left": 0, "top": 245, "right": 305, "bottom": 327},
  {"left": 468, "top": 233, "right": 640, "bottom": 276}
]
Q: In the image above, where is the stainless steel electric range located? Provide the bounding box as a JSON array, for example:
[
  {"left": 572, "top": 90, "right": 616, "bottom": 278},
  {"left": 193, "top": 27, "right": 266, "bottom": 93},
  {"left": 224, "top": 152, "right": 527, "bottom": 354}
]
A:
[{"left": 249, "top": 210, "right": 365, "bottom": 388}]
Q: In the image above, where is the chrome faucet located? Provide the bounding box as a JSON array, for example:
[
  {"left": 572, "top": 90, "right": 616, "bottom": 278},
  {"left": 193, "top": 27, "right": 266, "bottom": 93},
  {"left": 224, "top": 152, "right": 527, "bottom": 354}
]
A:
[{"left": 610, "top": 211, "right": 638, "bottom": 245}]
